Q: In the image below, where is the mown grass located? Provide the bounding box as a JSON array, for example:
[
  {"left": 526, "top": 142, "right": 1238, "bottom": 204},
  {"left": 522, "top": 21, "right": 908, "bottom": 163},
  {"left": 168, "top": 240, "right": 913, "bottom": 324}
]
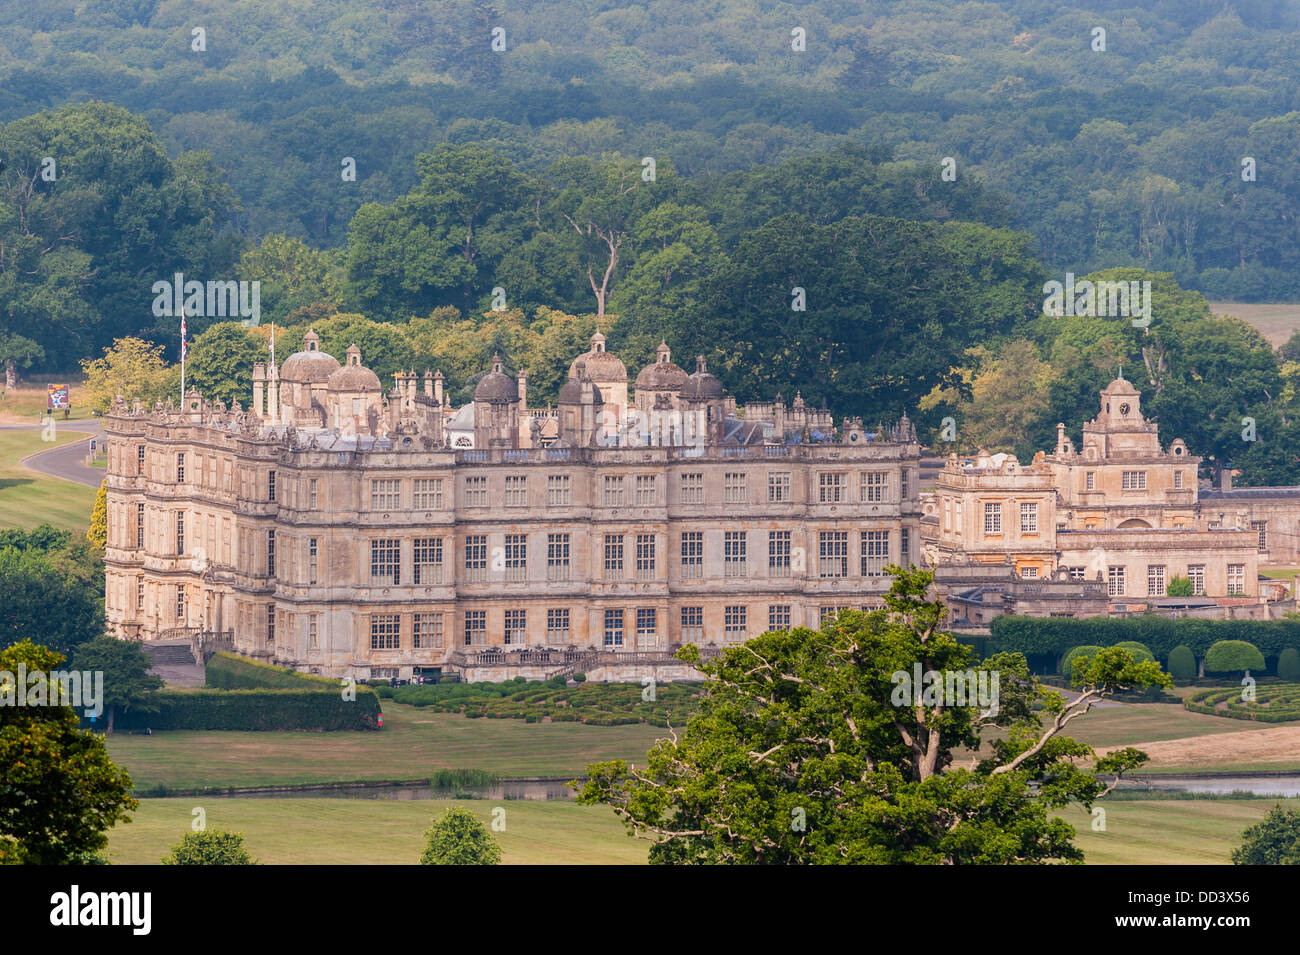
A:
[
  {"left": 106, "top": 701, "right": 667, "bottom": 791},
  {"left": 107, "top": 798, "right": 649, "bottom": 865},
  {"left": 1061, "top": 797, "right": 1300, "bottom": 865},
  {"left": 104, "top": 794, "right": 1297, "bottom": 865},
  {"left": 0, "top": 428, "right": 98, "bottom": 531}
]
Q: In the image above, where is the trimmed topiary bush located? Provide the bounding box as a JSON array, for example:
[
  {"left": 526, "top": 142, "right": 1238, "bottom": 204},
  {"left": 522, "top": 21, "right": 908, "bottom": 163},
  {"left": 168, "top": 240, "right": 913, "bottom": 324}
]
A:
[
  {"left": 1278, "top": 648, "right": 1300, "bottom": 682},
  {"left": 1205, "top": 640, "right": 1266, "bottom": 676},
  {"left": 1166, "top": 645, "right": 1197, "bottom": 682},
  {"left": 1113, "top": 641, "right": 1155, "bottom": 663},
  {"left": 1062, "top": 645, "right": 1104, "bottom": 682},
  {"left": 991, "top": 615, "right": 1300, "bottom": 662}
]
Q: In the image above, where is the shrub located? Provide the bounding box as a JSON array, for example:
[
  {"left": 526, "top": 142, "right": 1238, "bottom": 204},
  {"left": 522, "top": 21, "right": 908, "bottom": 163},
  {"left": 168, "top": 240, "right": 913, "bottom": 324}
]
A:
[
  {"left": 573, "top": 672, "right": 587, "bottom": 682},
  {"left": 1279, "top": 648, "right": 1300, "bottom": 682},
  {"left": 161, "top": 829, "right": 257, "bottom": 865},
  {"left": 1232, "top": 805, "right": 1300, "bottom": 865},
  {"left": 116, "top": 687, "right": 382, "bottom": 731},
  {"left": 1205, "top": 640, "right": 1266, "bottom": 675},
  {"left": 206, "top": 652, "right": 338, "bottom": 690},
  {"left": 430, "top": 769, "right": 499, "bottom": 789},
  {"left": 1113, "top": 641, "right": 1155, "bottom": 663},
  {"left": 1166, "top": 645, "right": 1197, "bottom": 682},
  {"left": 1166, "top": 575, "right": 1194, "bottom": 597},
  {"left": 1185, "top": 685, "right": 1300, "bottom": 722},
  {"left": 990, "top": 615, "right": 1300, "bottom": 661},
  {"left": 420, "top": 808, "right": 501, "bottom": 865},
  {"left": 1061, "top": 645, "right": 1104, "bottom": 681}
]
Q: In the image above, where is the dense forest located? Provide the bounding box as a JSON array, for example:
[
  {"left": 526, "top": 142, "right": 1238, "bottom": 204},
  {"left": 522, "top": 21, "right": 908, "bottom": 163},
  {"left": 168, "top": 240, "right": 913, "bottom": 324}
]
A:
[
  {"left": 5, "top": 0, "right": 1300, "bottom": 482},
  {"left": 2, "top": 0, "right": 1300, "bottom": 292}
]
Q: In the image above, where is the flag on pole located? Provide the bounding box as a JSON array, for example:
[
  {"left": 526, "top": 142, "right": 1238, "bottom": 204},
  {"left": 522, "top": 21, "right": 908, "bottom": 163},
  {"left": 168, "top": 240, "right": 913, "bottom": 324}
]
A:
[{"left": 179, "top": 303, "right": 187, "bottom": 404}]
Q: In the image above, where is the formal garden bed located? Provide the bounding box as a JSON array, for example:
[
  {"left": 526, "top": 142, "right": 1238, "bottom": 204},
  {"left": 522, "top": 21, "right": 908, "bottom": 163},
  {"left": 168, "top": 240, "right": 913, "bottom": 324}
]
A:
[
  {"left": 369, "top": 677, "right": 702, "bottom": 727},
  {"left": 1184, "top": 684, "right": 1300, "bottom": 723}
]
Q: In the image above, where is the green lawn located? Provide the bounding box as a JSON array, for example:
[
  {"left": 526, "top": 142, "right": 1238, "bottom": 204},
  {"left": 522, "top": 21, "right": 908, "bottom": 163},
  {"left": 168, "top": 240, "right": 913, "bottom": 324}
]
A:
[
  {"left": 1261, "top": 568, "right": 1300, "bottom": 580},
  {"left": 0, "top": 428, "right": 98, "bottom": 531},
  {"left": 1061, "top": 702, "right": 1258, "bottom": 748},
  {"left": 107, "top": 798, "right": 648, "bottom": 865},
  {"left": 110, "top": 696, "right": 1299, "bottom": 794},
  {"left": 104, "top": 794, "right": 1295, "bottom": 865},
  {"left": 1061, "top": 798, "right": 1300, "bottom": 865},
  {"left": 964, "top": 701, "right": 1258, "bottom": 762},
  {"left": 106, "top": 702, "right": 669, "bottom": 791}
]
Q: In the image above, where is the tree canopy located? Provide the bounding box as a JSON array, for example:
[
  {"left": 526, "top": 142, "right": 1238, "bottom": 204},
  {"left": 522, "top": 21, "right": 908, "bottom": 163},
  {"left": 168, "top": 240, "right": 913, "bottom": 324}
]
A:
[{"left": 578, "top": 568, "right": 1169, "bottom": 864}]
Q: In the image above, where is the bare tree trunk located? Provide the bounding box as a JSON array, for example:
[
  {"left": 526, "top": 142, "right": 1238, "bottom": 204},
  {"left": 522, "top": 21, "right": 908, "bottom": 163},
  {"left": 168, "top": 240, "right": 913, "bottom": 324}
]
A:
[{"left": 4, "top": 359, "right": 16, "bottom": 391}]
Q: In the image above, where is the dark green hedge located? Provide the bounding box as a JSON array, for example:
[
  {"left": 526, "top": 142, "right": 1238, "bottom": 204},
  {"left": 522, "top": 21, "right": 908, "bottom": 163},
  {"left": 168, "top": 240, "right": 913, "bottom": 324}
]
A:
[
  {"left": 117, "top": 687, "right": 382, "bottom": 731},
  {"left": 205, "top": 652, "right": 340, "bottom": 690},
  {"left": 989, "top": 615, "right": 1300, "bottom": 661}
]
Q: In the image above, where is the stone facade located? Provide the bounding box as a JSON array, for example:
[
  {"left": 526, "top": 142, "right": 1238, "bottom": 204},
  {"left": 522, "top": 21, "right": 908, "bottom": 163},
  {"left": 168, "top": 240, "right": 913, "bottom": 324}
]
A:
[
  {"left": 103, "top": 333, "right": 922, "bottom": 681},
  {"left": 924, "top": 377, "right": 1261, "bottom": 617}
]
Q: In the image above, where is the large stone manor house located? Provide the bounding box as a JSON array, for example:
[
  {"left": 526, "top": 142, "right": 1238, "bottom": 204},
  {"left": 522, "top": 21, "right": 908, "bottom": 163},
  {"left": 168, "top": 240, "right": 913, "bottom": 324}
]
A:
[
  {"left": 923, "top": 376, "right": 1267, "bottom": 625},
  {"left": 102, "top": 331, "right": 922, "bottom": 681}
]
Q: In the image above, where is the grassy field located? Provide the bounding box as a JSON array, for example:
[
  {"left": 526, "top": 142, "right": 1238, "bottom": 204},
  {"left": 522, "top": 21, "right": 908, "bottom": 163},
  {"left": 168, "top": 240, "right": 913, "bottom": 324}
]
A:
[
  {"left": 1061, "top": 798, "right": 1299, "bottom": 865},
  {"left": 1059, "top": 702, "right": 1263, "bottom": 749},
  {"left": 106, "top": 798, "right": 648, "bottom": 865},
  {"left": 1210, "top": 302, "right": 1300, "bottom": 348},
  {"left": 108, "top": 695, "right": 1300, "bottom": 794},
  {"left": 0, "top": 427, "right": 98, "bottom": 531},
  {"left": 0, "top": 380, "right": 92, "bottom": 424},
  {"left": 102, "top": 794, "right": 1296, "bottom": 865},
  {"left": 106, "top": 702, "right": 669, "bottom": 791}
]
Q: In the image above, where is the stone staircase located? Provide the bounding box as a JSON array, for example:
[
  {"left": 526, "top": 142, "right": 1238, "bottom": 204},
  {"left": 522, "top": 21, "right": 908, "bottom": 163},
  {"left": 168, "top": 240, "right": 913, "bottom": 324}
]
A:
[
  {"left": 140, "top": 639, "right": 206, "bottom": 688},
  {"left": 142, "top": 641, "right": 197, "bottom": 666}
]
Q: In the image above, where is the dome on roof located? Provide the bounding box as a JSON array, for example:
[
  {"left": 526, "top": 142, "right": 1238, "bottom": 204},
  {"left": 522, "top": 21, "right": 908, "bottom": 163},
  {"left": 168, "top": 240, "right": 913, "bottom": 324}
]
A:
[
  {"left": 635, "top": 342, "right": 688, "bottom": 391},
  {"left": 474, "top": 352, "right": 519, "bottom": 404},
  {"left": 567, "top": 331, "right": 627, "bottom": 383},
  {"left": 681, "top": 355, "right": 723, "bottom": 400},
  {"left": 326, "top": 343, "right": 380, "bottom": 392},
  {"left": 280, "top": 330, "right": 340, "bottom": 383},
  {"left": 1103, "top": 376, "right": 1140, "bottom": 395}
]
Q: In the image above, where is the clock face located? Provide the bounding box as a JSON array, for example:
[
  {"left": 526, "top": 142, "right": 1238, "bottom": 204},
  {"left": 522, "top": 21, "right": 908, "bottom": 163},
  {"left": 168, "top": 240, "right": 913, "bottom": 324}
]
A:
[{"left": 1118, "top": 402, "right": 1131, "bottom": 415}]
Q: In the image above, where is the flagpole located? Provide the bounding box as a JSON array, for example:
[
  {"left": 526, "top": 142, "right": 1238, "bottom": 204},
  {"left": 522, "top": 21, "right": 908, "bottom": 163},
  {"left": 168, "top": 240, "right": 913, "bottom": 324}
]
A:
[
  {"left": 269, "top": 319, "right": 276, "bottom": 424},
  {"left": 179, "top": 302, "right": 187, "bottom": 405}
]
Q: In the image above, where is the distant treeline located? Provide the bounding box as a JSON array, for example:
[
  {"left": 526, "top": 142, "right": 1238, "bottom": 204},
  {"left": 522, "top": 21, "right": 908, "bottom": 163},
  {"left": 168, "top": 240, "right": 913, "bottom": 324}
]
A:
[{"left": 3, "top": 0, "right": 1300, "bottom": 298}]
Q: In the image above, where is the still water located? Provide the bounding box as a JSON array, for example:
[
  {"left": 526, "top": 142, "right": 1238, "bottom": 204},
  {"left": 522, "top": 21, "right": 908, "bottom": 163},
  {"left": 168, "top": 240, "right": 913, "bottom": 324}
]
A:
[
  {"left": 191, "top": 774, "right": 1300, "bottom": 800},
  {"left": 217, "top": 779, "right": 578, "bottom": 800},
  {"left": 1118, "top": 775, "right": 1300, "bottom": 797}
]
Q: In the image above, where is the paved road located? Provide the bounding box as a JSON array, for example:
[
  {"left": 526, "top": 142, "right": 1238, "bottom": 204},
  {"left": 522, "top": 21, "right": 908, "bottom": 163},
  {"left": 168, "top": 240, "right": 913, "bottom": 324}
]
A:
[{"left": 3, "top": 420, "right": 105, "bottom": 488}]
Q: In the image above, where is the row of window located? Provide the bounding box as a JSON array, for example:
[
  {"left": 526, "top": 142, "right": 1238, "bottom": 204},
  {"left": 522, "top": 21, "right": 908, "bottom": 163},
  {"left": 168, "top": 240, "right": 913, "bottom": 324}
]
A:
[
  {"left": 1087, "top": 563, "right": 1248, "bottom": 597},
  {"left": 134, "top": 452, "right": 912, "bottom": 513},
  {"left": 139, "top": 447, "right": 284, "bottom": 502},
  {"left": 367, "top": 469, "right": 912, "bottom": 511},
  {"left": 139, "top": 581, "right": 881, "bottom": 646},
  {"left": 983, "top": 501, "right": 1039, "bottom": 535},
  {"left": 1079, "top": 470, "right": 1183, "bottom": 491},
  {"left": 364, "top": 529, "right": 911, "bottom": 585},
  {"left": 370, "top": 604, "right": 877, "bottom": 650}
]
